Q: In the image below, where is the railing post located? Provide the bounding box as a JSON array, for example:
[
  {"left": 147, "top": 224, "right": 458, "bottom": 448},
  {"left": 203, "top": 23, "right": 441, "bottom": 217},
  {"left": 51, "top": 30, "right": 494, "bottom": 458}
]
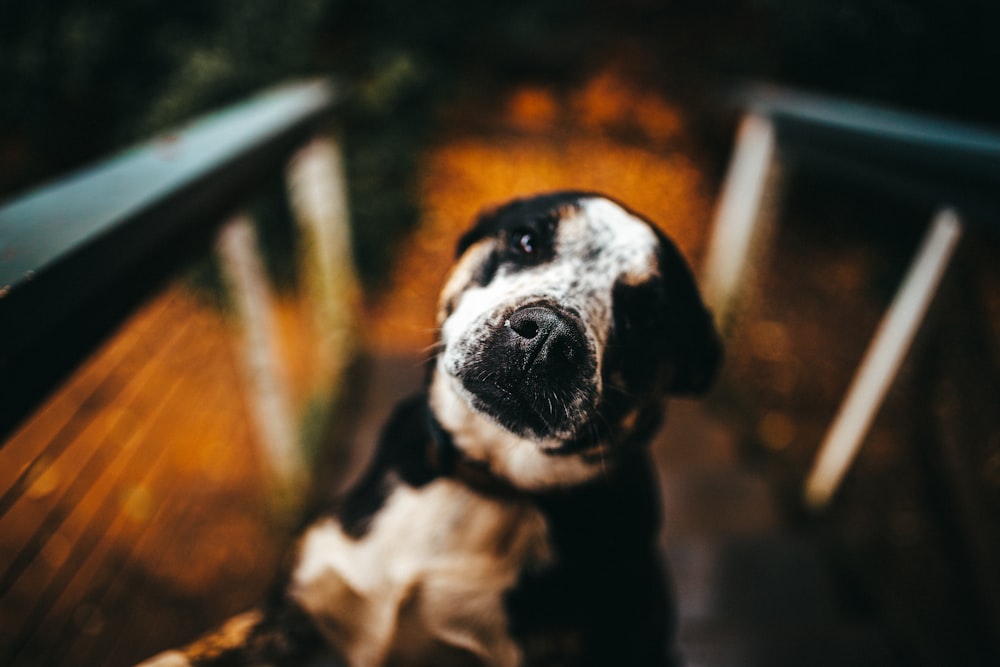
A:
[
  {"left": 216, "top": 215, "right": 304, "bottom": 495},
  {"left": 804, "top": 208, "right": 964, "bottom": 509},
  {"left": 286, "top": 136, "right": 359, "bottom": 388},
  {"left": 702, "top": 113, "right": 778, "bottom": 330}
]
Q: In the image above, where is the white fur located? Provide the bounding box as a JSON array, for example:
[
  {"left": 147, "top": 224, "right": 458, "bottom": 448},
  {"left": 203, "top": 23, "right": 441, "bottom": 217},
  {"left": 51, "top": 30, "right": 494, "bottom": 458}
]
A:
[
  {"left": 428, "top": 371, "right": 608, "bottom": 490},
  {"left": 290, "top": 479, "right": 552, "bottom": 666}
]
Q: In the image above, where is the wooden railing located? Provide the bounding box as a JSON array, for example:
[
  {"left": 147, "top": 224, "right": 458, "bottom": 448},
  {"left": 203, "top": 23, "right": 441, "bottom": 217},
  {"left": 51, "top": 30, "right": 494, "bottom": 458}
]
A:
[
  {"left": 703, "top": 83, "right": 1000, "bottom": 508},
  {"left": 0, "top": 79, "right": 342, "bottom": 443},
  {"left": 0, "top": 79, "right": 358, "bottom": 666},
  {"left": 703, "top": 84, "right": 1000, "bottom": 664}
]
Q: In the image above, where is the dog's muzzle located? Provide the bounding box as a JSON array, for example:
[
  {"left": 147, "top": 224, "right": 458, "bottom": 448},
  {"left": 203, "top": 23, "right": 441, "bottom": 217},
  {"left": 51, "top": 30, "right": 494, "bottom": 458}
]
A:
[{"left": 457, "top": 303, "right": 598, "bottom": 440}]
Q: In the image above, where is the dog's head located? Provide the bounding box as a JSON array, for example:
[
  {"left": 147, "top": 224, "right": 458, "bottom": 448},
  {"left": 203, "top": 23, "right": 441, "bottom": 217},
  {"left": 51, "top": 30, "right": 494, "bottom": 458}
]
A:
[{"left": 428, "top": 191, "right": 721, "bottom": 490}]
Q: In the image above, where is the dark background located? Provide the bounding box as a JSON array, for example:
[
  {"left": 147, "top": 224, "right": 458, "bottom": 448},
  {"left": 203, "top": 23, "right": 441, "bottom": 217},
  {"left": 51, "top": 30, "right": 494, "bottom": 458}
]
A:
[{"left": 2, "top": 0, "right": 999, "bottom": 286}]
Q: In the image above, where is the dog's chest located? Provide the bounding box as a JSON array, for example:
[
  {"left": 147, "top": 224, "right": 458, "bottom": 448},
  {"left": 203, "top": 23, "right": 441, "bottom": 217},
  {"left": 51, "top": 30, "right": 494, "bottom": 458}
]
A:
[{"left": 290, "top": 478, "right": 552, "bottom": 666}]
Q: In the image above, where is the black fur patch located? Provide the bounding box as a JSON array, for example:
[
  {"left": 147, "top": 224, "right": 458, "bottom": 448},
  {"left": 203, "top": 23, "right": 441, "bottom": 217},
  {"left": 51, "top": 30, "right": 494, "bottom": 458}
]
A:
[
  {"left": 650, "top": 228, "right": 723, "bottom": 394},
  {"left": 504, "top": 452, "right": 678, "bottom": 666},
  {"left": 456, "top": 190, "right": 593, "bottom": 259}
]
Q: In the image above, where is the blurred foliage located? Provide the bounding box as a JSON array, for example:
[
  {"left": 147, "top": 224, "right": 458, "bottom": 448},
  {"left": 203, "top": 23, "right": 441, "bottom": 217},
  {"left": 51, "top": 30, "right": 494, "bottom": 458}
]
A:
[
  {"left": 2, "top": 0, "right": 998, "bottom": 288},
  {"left": 0, "top": 0, "right": 330, "bottom": 190}
]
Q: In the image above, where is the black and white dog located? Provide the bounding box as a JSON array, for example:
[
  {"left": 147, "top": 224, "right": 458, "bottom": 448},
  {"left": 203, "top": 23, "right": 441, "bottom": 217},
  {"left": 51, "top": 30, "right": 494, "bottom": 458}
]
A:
[{"left": 140, "top": 191, "right": 721, "bottom": 667}]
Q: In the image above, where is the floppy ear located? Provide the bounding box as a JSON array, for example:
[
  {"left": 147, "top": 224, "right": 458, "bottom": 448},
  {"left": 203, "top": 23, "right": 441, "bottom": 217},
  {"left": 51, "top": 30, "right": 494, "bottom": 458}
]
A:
[{"left": 654, "top": 233, "right": 723, "bottom": 395}]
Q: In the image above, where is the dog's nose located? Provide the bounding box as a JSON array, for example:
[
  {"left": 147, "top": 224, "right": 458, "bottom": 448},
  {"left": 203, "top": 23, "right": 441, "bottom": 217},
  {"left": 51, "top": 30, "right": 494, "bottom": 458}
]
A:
[
  {"left": 507, "top": 305, "right": 582, "bottom": 365},
  {"left": 457, "top": 303, "right": 596, "bottom": 438}
]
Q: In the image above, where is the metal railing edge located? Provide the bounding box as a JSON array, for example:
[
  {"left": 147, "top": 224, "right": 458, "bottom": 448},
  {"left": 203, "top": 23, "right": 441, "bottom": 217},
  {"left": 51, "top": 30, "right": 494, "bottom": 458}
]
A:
[{"left": 729, "top": 82, "right": 1000, "bottom": 224}]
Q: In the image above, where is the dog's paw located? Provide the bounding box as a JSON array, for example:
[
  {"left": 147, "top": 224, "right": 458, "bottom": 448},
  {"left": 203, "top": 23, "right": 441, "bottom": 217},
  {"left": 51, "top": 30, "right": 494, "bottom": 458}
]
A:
[{"left": 134, "top": 650, "right": 190, "bottom": 667}]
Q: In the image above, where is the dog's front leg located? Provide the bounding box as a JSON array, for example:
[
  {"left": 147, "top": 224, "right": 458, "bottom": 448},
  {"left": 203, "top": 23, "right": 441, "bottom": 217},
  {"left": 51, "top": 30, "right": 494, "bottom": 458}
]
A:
[{"left": 135, "top": 600, "right": 328, "bottom": 667}]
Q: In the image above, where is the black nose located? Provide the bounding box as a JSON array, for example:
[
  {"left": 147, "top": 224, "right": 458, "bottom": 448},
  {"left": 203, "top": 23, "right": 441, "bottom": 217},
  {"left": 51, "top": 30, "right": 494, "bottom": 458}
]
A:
[
  {"left": 507, "top": 305, "right": 583, "bottom": 366},
  {"left": 457, "top": 303, "right": 596, "bottom": 439}
]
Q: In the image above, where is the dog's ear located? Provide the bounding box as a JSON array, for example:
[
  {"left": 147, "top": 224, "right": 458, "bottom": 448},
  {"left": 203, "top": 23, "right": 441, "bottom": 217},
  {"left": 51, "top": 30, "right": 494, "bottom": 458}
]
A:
[
  {"left": 610, "top": 248, "right": 722, "bottom": 397},
  {"left": 653, "top": 232, "right": 723, "bottom": 395}
]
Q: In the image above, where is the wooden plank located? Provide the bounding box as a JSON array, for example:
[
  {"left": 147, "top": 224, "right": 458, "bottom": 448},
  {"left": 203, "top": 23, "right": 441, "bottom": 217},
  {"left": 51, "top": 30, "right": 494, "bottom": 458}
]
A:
[
  {"left": 0, "top": 292, "right": 179, "bottom": 507},
  {"left": 0, "top": 282, "right": 289, "bottom": 666}
]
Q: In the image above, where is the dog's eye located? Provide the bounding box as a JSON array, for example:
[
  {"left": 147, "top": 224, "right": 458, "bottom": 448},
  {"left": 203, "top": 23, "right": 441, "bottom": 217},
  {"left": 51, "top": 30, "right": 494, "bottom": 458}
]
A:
[{"left": 512, "top": 230, "right": 537, "bottom": 256}]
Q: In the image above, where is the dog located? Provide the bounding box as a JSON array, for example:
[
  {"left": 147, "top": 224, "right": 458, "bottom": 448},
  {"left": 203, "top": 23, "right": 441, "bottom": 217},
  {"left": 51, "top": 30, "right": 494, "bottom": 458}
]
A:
[{"left": 138, "top": 191, "right": 721, "bottom": 667}]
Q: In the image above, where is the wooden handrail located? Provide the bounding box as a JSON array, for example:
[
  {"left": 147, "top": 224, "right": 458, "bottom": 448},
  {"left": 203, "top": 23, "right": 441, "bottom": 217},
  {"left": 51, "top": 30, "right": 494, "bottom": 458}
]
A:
[
  {"left": 704, "top": 83, "right": 999, "bottom": 508},
  {"left": 737, "top": 83, "right": 1000, "bottom": 224},
  {"left": 0, "top": 79, "right": 339, "bottom": 440}
]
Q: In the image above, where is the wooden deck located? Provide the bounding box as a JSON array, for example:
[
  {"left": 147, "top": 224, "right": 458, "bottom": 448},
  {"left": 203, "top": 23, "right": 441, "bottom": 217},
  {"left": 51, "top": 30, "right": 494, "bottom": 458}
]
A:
[{"left": 0, "top": 279, "right": 320, "bottom": 666}]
